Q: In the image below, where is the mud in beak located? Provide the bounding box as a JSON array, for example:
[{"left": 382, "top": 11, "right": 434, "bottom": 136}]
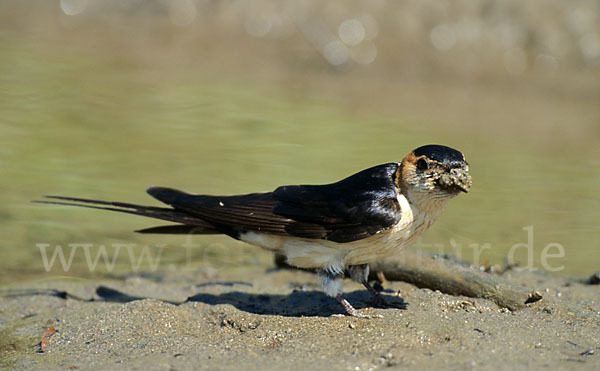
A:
[{"left": 438, "top": 167, "right": 472, "bottom": 193}]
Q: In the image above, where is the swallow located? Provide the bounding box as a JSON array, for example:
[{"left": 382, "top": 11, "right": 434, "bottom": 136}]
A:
[{"left": 36, "top": 144, "right": 471, "bottom": 317}]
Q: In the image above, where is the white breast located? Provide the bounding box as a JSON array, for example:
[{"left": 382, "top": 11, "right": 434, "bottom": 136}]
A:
[{"left": 239, "top": 193, "right": 446, "bottom": 273}]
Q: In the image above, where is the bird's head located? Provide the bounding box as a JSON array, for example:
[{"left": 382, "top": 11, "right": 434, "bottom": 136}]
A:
[{"left": 399, "top": 144, "right": 471, "bottom": 211}]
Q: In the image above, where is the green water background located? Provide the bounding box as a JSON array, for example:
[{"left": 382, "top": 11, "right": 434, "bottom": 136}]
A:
[{"left": 1, "top": 2, "right": 599, "bottom": 284}]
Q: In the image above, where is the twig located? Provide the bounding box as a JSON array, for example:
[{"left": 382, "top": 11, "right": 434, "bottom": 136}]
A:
[{"left": 369, "top": 250, "right": 541, "bottom": 310}]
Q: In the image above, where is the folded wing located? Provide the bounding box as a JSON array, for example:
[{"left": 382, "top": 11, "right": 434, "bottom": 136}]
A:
[{"left": 146, "top": 163, "right": 402, "bottom": 243}]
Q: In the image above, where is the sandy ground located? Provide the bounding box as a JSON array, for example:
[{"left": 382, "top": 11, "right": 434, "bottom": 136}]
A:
[{"left": 1, "top": 262, "right": 599, "bottom": 370}]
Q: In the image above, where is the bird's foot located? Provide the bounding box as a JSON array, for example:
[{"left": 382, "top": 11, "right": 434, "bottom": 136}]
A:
[
  {"left": 369, "top": 292, "right": 404, "bottom": 310},
  {"left": 362, "top": 280, "right": 405, "bottom": 310},
  {"left": 335, "top": 294, "right": 383, "bottom": 318}
]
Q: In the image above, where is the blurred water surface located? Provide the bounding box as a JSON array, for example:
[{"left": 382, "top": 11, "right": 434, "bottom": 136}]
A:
[{"left": 1, "top": 1, "right": 599, "bottom": 283}]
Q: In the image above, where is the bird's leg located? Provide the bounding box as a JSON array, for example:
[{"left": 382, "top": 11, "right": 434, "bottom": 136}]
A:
[
  {"left": 348, "top": 264, "right": 400, "bottom": 309},
  {"left": 319, "top": 268, "right": 379, "bottom": 318},
  {"left": 335, "top": 294, "right": 368, "bottom": 317},
  {"left": 361, "top": 279, "right": 388, "bottom": 308}
]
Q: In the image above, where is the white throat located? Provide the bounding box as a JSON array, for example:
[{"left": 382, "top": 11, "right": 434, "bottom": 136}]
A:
[{"left": 404, "top": 188, "right": 452, "bottom": 213}]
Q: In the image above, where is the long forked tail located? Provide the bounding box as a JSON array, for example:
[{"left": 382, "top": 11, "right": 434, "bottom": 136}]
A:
[{"left": 33, "top": 195, "right": 218, "bottom": 234}]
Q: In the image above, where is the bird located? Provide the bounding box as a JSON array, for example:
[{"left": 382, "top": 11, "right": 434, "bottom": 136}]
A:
[{"left": 36, "top": 144, "right": 471, "bottom": 317}]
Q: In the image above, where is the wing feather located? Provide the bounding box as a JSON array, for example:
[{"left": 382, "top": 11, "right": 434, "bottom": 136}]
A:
[{"left": 147, "top": 163, "right": 402, "bottom": 242}]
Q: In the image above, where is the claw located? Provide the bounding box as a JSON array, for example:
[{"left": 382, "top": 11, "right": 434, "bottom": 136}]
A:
[
  {"left": 362, "top": 280, "right": 405, "bottom": 310},
  {"left": 335, "top": 294, "right": 383, "bottom": 318}
]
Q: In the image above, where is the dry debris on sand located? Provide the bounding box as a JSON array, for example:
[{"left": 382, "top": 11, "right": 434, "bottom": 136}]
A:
[{"left": 1, "top": 257, "right": 599, "bottom": 370}]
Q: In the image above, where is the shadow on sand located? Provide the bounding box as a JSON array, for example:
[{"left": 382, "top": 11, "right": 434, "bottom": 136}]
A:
[{"left": 95, "top": 285, "right": 407, "bottom": 317}]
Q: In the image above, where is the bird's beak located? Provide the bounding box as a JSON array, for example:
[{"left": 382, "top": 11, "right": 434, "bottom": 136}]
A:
[{"left": 438, "top": 166, "right": 472, "bottom": 193}]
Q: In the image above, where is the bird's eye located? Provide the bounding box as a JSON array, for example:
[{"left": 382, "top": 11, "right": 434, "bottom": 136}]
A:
[{"left": 416, "top": 158, "right": 428, "bottom": 170}]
